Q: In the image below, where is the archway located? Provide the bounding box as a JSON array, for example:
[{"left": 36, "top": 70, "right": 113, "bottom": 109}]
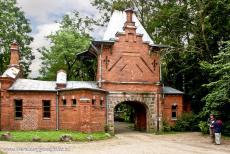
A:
[
  {"left": 106, "top": 93, "right": 158, "bottom": 134},
  {"left": 114, "top": 101, "right": 147, "bottom": 134}
]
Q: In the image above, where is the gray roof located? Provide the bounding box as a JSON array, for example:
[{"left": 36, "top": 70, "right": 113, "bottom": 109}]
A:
[
  {"left": 8, "top": 79, "right": 105, "bottom": 92},
  {"left": 163, "top": 86, "right": 184, "bottom": 94}
]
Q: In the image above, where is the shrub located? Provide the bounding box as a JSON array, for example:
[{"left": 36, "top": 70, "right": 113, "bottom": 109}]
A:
[
  {"left": 198, "top": 121, "right": 209, "bottom": 134},
  {"left": 162, "top": 120, "right": 171, "bottom": 132},
  {"left": 172, "top": 113, "right": 199, "bottom": 131},
  {"left": 222, "top": 121, "right": 230, "bottom": 136}
]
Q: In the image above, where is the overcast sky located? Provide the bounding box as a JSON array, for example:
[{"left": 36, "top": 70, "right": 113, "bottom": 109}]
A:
[{"left": 16, "top": 0, "right": 103, "bottom": 78}]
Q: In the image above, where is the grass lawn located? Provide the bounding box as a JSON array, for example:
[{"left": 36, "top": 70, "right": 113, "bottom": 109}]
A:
[
  {"left": 0, "top": 151, "right": 6, "bottom": 154},
  {"left": 0, "top": 130, "right": 110, "bottom": 142}
]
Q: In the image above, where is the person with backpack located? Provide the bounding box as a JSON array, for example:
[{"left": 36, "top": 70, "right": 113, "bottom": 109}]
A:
[{"left": 213, "top": 119, "right": 223, "bottom": 145}]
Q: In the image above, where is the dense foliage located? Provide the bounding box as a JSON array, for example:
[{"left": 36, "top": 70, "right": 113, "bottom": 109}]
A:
[
  {"left": 39, "top": 12, "right": 97, "bottom": 80},
  {"left": 172, "top": 113, "right": 199, "bottom": 131},
  {"left": 0, "top": 0, "right": 33, "bottom": 76}
]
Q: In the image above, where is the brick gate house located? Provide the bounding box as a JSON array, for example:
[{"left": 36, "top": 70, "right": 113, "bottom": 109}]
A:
[{"left": 0, "top": 9, "right": 190, "bottom": 134}]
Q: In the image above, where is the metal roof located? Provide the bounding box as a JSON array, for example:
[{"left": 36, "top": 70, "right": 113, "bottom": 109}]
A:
[
  {"left": 103, "top": 10, "right": 154, "bottom": 44},
  {"left": 163, "top": 86, "right": 184, "bottom": 94},
  {"left": 8, "top": 79, "right": 105, "bottom": 92}
]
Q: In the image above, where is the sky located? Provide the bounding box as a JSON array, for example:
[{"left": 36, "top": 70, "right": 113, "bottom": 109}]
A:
[{"left": 16, "top": 0, "right": 104, "bottom": 78}]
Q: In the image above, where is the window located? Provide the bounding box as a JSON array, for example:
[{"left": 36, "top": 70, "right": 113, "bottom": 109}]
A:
[
  {"left": 62, "top": 99, "right": 67, "bottom": 106},
  {"left": 43, "top": 100, "right": 51, "bottom": 118},
  {"left": 15, "top": 100, "right": 23, "bottom": 119},
  {"left": 92, "top": 99, "right": 96, "bottom": 105},
  {"left": 100, "top": 97, "right": 104, "bottom": 107},
  {"left": 72, "top": 99, "right": 77, "bottom": 106},
  {"left": 172, "top": 105, "right": 177, "bottom": 120},
  {"left": 100, "top": 100, "right": 103, "bottom": 106}
]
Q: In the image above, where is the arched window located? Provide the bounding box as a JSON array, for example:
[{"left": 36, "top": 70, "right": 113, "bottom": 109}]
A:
[{"left": 171, "top": 104, "right": 177, "bottom": 120}]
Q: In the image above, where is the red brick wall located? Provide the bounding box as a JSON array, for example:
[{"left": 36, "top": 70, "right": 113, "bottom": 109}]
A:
[
  {"left": 0, "top": 90, "right": 106, "bottom": 132},
  {"left": 58, "top": 90, "right": 106, "bottom": 133},
  {"left": 162, "top": 95, "right": 183, "bottom": 125},
  {"left": 1, "top": 92, "right": 57, "bottom": 130}
]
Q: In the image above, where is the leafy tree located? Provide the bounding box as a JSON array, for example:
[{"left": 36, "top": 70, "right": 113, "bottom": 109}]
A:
[
  {"left": 39, "top": 12, "right": 96, "bottom": 81},
  {"left": 91, "top": 0, "right": 156, "bottom": 27},
  {"left": 0, "top": 0, "right": 33, "bottom": 76},
  {"left": 201, "top": 41, "right": 230, "bottom": 118}
]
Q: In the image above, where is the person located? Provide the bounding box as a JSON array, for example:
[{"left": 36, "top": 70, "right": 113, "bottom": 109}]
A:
[
  {"left": 213, "top": 119, "right": 223, "bottom": 145},
  {"left": 207, "top": 114, "right": 215, "bottom": 143}
]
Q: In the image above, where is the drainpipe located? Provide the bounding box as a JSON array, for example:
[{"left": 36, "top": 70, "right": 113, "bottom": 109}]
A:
[
  {"left": 99, "top": 44, "right": 103, "bottom": 88},
  {"left": 56, "top": 91, "right": 59, "bottom": 130}
]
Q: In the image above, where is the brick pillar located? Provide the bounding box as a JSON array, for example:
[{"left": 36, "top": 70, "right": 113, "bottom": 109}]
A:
[{"left": 9, "top": 41, "right": 20, "bottom": 68}]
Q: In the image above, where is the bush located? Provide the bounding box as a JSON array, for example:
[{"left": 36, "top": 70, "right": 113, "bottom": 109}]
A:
[
  {"left": 172, "top": 113, "right": 199, "bottom": 131},
  {"left": 222, "top": 121, "right": 230, "bottom": 136},
  {"left": 198, "top": 121, "right": 209, "bottom": 134},
  {"left": 162, "top": 120, "right": 171, "bottom": 132}
]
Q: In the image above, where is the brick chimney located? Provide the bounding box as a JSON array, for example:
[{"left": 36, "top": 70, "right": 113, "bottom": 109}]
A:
[
  {"left": 56, "top": 70, "right": 67, "bottom": 89},
  {"left": 124, "top": 8, "right": 136, "bottom": 28},
  {"left": 9, "top": 41, "right": 20, "bottom": 68}
]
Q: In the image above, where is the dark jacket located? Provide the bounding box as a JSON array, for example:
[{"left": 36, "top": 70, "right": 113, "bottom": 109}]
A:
[{"left": 213, "top": 120, "right": 222, "bottom": 133}]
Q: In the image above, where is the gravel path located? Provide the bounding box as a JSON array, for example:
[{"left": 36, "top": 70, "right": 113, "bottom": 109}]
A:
[{"left": 0, "top": 123, "right": 229, "bottom": 154}]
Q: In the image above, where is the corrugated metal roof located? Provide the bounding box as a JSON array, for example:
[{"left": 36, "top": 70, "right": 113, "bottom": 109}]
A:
[
  {"left": 9, "top": 79, "right": 56, "bottom": 91},
  {"left": 103, "top": 10, "right": 154, "bottom": 44},
  {"left": 163, "top": 86, "right": 184, "bottom": 94},
  {"left": 8, "top": 79, "right": 105, "bottom": 92}
]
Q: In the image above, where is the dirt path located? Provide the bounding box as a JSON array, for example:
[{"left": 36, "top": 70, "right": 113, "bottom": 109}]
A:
[{"left": 0, "top": 123, "right": 229, "bottom": 154}]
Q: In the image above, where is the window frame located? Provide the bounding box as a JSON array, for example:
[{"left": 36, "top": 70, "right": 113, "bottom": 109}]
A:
[
  {"left": 62, "top": 99, "right": 67, "bottom": 106},
  {"left": 14, "top": 99, "right": 23, "bottom": 119},
  {"left": 72, "top": 99, "right": 77, "bottom": 106},
  {"left": 171, "top": 105, "right": 177, "bottom": 120},
  {"left": 42, "top": 100, "right": 51, "bottom": 119}
]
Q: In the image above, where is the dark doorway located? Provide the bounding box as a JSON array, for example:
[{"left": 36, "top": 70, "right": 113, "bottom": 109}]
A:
[{"left": 114, "top": 101, "right": 147, "bottom": 134}]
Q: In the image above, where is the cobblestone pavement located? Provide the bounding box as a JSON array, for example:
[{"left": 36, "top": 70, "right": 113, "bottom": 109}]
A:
[{"left": 0, "top": 123, "right": 230, "bottom": 154}]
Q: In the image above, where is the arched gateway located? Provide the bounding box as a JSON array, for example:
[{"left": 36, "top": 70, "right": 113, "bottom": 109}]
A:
[{"left": 107, "top": 93, "right": 160, "bottom": 134}]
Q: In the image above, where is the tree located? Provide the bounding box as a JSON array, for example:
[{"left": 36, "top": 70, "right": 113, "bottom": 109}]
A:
[
  {"left": 39, "top": 12, "right": 96, "bottom": 81},
  {"left": 201, "top": 41, "right": 230, "bottom": 118},
  {"left": 91, "top": 0, "right": 156, "bottom": 27},
  {"left": 0, "top": 0, "right": 33, "bottom": 76}
]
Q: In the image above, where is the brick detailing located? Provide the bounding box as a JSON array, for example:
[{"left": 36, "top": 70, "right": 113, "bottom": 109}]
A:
[{"left": 20, "top": 109, "right": 38, "bottom": 130}]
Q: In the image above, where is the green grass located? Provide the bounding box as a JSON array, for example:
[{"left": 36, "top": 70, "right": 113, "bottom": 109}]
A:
[
  {"left": 0, "top": 130, "right": 111, "bottom": 142},
  {"left": 0, "top": 150, "right": 7, "bottom": 154}
]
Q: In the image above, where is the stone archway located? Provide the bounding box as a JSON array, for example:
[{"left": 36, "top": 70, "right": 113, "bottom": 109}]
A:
[
  {"left": 106, "top": 92, "right": 159, "bottom": 134},
  {"left": 114, "top": 101, "right": 147, "bottom": 133}
]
